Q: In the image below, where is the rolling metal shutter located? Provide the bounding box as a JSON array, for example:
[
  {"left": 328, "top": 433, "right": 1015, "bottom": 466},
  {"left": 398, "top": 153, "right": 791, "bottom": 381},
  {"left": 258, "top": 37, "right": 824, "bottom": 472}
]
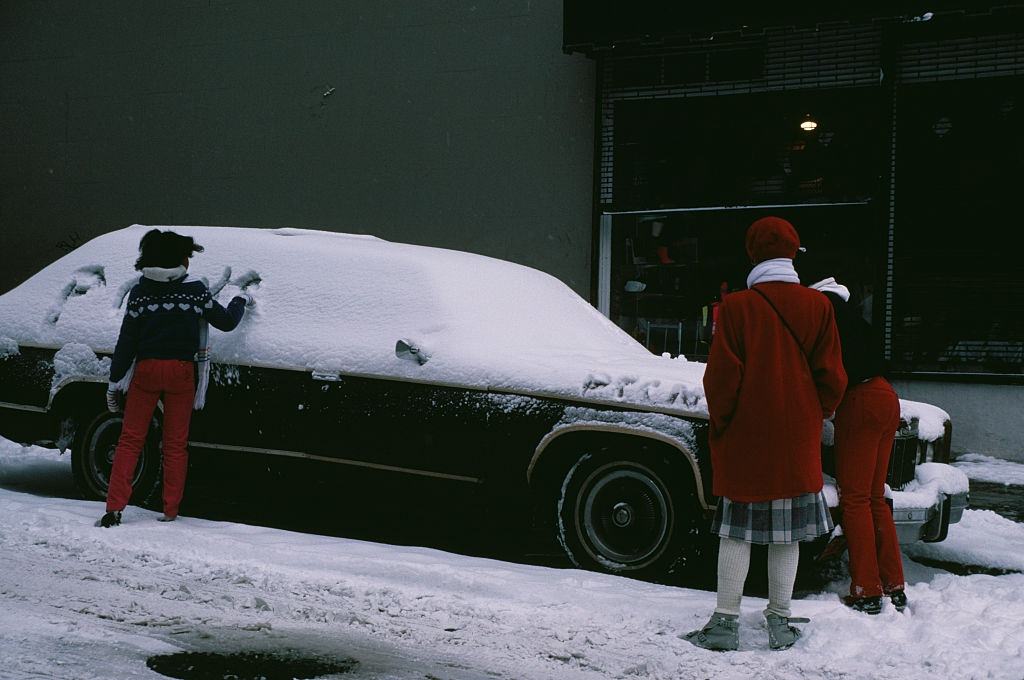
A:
[
  {"left": 886, "top": 30, "right": 1024, "bottom": 373},
  {"left": 598, "top": 24, "right": 882, "bottom": 206}
]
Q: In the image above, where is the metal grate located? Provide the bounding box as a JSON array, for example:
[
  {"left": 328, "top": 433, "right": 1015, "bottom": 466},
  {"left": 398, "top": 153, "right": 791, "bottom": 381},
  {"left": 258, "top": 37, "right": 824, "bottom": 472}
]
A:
[
  {"left": 900, "top": 32, "right": 1024, "bottom": 83},
  {"left": 598, "top": 24, "right": 882, "bottom": 207},
  {"left": 889, "top": 72, "right": 1024, "bottom": 374},
  {"left": 887, "top": 436, "right": 922, "bottom": 490}
]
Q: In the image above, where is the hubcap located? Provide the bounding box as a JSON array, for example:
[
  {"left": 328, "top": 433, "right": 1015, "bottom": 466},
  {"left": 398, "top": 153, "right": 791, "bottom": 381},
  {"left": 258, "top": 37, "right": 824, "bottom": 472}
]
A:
[
  {"left": 579, "top": 464, "right": 671, "bottom": 569},
  {"left": 87, "top": 415, "right": 146, "bottom": 491},
  {"left": 612, "top": 502, "right": 634, "bottom": 528}
]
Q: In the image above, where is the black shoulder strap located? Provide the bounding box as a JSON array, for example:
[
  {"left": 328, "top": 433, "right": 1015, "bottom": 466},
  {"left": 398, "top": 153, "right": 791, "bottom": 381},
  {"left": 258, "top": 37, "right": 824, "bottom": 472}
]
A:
[{"left": 751, "top": 286, "right": 811, "bottom": 367}]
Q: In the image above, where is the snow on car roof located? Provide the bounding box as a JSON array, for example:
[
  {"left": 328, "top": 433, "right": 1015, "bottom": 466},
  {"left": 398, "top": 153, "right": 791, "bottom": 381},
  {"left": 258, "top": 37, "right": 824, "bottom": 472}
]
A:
[{"left": 0, "top": 225, "right": 710, "bottom": 416}]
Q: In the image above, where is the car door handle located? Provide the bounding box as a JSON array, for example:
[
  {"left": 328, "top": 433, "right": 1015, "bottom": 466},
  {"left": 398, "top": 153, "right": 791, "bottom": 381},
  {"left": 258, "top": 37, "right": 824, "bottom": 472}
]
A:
[{"left": 311, "top": 371, "right": 342, "bottom": 382}]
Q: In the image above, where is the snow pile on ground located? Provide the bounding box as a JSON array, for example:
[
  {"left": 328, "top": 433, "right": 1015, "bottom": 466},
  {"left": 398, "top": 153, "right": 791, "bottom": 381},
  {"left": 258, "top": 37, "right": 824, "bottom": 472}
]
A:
[
  {"left": 0, "top": 225, "right": 708, "bottom": 418},
  {"left": 954, "top": 453, "right": 1024, "bottom": 486},
  {"left": 904, "top": 509, "right": 1024, "bottom": 573},
  {"left": 2, "top": 438, "right": 1023, "bottom": 679}
]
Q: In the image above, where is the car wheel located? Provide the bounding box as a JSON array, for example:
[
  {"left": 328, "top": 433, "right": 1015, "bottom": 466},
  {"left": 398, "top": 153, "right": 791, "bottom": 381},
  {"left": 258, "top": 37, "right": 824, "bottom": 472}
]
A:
[
  {"left": 556, "top": 451, "right": 699, "bottom": 579},
  {"left": 71, "top": 409, "right": 161, "bottom": 506}
]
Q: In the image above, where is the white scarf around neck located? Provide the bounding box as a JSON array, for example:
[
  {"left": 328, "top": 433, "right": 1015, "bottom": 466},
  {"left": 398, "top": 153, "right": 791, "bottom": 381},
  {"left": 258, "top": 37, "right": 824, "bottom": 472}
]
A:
[
  {"left": 141, "top": 265, "right": 187, "bottom": 282},
  {"left": 809, "top": 277, "right": 851, "bottom": 302},
  {"left": 746, "top": 258, "right": 800, "bottom": 288}
]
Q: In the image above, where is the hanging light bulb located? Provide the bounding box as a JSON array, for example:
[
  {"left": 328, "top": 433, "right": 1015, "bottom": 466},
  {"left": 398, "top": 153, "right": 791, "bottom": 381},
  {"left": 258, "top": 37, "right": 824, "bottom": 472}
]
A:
[{"left": 800, "top": 115, "right": 818, "bottom": 131}]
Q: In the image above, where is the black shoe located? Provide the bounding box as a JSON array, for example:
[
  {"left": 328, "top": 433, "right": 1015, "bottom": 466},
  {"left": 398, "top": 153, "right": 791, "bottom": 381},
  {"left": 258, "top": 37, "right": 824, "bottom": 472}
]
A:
[
  {"left": 841, "top": 595, "right": 882, "bottom": 615},
  {"left": 887, "top": 589, "right": 908, "bottom": 612},
  {"left": 96, "top": 511, "right": 122, "bottom": 528}
]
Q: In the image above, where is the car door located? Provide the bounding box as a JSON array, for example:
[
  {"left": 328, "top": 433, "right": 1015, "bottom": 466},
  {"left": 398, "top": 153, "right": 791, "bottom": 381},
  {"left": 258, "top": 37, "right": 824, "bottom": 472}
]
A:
[
  {"left": 188, "top": 362, "right": 322, "bottom": 457},
  {"left": 303, "top": 371, "right": 492, "bottom": 484}
]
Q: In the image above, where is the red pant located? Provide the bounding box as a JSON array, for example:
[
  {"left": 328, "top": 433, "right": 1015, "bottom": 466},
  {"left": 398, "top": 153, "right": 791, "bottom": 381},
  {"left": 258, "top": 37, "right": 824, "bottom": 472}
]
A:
[
  {"left": 834, "top": 376, "right": 905, "bottom": 597},
  {"left": 106, "top": 359, "right": 195, "bottom": 518}
]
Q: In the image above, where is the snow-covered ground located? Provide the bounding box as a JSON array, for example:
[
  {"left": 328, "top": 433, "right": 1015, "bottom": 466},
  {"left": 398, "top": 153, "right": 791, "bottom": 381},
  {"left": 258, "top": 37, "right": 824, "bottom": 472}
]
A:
[
  {"left": 1, "top": 439, "right": 1023, "bottom": 680},
  {"left": 954, "top": 453, "right": 1024, "bottom": 487}
]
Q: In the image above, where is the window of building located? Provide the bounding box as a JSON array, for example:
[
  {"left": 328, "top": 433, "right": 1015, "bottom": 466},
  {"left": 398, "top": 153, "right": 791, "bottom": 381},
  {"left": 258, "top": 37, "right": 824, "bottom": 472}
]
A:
[
  {"left": 612, "top": 88, "right": 885, "bottom": 211},
  {"left": 608, "top": 204, "right": 884, "bottom": 361},
  {"left": 607, "top": 88, "right": 887, "bottom": 359}
]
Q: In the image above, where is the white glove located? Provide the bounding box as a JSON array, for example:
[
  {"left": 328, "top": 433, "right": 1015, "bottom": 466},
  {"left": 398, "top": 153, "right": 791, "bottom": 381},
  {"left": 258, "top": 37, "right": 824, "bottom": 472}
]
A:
[{"left": 106, "top": 389, "right": 122, "bottom": 413}]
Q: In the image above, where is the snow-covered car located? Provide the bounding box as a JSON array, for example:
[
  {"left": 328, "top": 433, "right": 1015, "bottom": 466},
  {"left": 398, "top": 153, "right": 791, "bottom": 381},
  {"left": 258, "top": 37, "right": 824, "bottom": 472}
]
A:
[{"left": 0, "top": 225, "right": 968, "bottom": 578}]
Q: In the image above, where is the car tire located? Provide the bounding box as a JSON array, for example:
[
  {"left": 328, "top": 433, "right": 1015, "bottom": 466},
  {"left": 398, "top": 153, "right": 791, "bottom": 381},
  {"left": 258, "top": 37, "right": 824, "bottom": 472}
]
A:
[
  {"left": 71, "top": 408, "right": 161, "bottom": 507},
  {"left": 556, "top": 449, "right": 703, "bottom": 580}
]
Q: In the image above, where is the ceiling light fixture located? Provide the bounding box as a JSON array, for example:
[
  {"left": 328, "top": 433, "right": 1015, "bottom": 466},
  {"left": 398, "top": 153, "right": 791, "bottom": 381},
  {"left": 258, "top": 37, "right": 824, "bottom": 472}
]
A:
[{"left": 800, "top": 117, "right": 818, "bottom": 131}]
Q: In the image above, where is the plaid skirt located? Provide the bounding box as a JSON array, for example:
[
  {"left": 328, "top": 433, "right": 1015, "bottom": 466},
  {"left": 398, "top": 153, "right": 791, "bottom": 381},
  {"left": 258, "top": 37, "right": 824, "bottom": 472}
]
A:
[{"left": 711, "top": 492, "right": 834, "bottom": 545}]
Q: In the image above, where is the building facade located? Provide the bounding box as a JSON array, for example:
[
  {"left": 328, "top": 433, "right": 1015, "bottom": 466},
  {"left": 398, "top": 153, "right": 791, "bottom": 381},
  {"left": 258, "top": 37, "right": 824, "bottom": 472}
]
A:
[
  {"left": 0, "top": 1, "right": 595, "bottom": 298},
  {"left": 566, "top": 2, "right": 1024, "bottom": 459}
]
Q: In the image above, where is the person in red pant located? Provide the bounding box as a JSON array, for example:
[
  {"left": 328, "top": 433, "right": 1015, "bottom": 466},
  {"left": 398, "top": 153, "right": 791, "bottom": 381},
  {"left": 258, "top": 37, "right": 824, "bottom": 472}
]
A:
[
  {"left": 807, "top": 275, "right": 907, "bottom": 614},
  {"left": 97, "top": 229, "right": 251, "bottom": 528}
]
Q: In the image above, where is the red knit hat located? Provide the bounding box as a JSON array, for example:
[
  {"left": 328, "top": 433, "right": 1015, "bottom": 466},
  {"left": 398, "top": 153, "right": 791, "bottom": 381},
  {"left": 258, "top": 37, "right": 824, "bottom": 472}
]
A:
[{"left": 745, "top": 216, "right": 801, "bottom": 263}]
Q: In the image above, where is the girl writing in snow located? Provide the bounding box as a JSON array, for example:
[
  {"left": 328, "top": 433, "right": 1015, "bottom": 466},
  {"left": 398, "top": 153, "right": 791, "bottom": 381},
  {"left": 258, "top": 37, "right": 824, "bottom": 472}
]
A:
[{"left": 97, "top": 229, "right": 252, "bottom": 528}]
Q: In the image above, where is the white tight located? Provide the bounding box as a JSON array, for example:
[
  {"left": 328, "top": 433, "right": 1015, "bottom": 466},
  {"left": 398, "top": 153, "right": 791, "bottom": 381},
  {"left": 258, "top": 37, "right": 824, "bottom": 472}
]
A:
[{"left": 714, "top": 537, "right": 800, "bottom": 618}]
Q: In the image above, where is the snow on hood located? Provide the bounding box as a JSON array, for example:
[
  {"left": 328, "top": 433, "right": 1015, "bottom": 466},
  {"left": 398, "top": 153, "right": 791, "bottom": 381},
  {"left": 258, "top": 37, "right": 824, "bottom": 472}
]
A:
[
  {"left": 823, "top": 462, "right": 969, "bottom": 511},
  {"left": 0, "top": 225, "right": 708, "bottom": 416},
  {"left": 899, "top": 399, "right": 950, "bottom": 442},
  {"left": 891, "top": 462, "right": 970, "bottom": 510}
]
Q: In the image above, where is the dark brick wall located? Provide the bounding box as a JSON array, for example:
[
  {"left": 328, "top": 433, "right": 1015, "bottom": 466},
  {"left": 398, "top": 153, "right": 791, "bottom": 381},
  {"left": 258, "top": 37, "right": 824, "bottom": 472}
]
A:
[{"left": 0, "top": 1, "right": 595, "bottom": 296}]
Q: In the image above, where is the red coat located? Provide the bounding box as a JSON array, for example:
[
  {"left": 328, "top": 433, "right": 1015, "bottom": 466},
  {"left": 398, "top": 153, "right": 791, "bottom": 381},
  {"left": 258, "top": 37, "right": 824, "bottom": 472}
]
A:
[{"left": 703, "top": 282, "right": 847, "bottom": 502}]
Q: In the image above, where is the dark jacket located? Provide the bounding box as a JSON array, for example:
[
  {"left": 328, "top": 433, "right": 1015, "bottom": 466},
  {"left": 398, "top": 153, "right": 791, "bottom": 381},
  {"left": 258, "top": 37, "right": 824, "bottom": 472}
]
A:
[
  {"left": 703, "top": 282, "right": 847, "bottom": 502},
  {"left": 821, "top": 291, "right": 886, "bottom": 385},
  {"left": 110, "top": 275, "right": 245, "bottom": 383}
]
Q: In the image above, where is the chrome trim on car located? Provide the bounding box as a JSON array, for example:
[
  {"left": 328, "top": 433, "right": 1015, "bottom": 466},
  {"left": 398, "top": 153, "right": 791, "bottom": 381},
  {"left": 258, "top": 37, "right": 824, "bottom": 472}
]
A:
[
  {"left": 187, "top": 440, "right": 482, "bottom": 484},
  {"left": 892, "top": 491, "right": 969, "bottom": 545},
  {"left": 0, "top": 400, "right": 48, "bottom": 413},
  {"left": 527, "top": 424, "right": 711, "bottom": 510}
]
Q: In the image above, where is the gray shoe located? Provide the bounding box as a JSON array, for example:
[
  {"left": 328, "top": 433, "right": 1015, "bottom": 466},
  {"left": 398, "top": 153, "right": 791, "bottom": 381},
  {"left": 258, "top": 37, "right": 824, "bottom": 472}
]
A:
[
  {"left": 765, "top": 613, "right": 809, "bottom": 650},
  {"left": 681, "top": 613, "right": 739, "bottom": 651}
]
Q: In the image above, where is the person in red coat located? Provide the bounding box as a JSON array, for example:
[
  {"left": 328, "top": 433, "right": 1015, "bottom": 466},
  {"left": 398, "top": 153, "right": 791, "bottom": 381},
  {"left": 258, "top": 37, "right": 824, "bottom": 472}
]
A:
[{"left": 684, "top": 217, "right": 847, "bottom": 652}]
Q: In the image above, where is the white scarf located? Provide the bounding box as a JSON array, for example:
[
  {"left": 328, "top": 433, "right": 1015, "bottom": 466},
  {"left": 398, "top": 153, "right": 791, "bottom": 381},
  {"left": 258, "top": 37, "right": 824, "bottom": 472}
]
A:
[
  {"left": 809, "top": 277, "right": 851, "bottom": 302},
  {"left": 141, "top": 265, "right": 187, "bottom": 282},
  {"left": 746, "top": 258, "right": 800, "bottom": 288},
  {"left": 182, "top": 274, "right": 211, "bottom": 410}
]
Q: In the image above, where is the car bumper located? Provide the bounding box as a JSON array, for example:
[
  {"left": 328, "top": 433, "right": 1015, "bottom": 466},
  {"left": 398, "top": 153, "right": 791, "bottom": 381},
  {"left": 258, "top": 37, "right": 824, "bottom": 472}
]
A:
[{"left": 892, "top": 491, "right": 969, "bottom": 544}]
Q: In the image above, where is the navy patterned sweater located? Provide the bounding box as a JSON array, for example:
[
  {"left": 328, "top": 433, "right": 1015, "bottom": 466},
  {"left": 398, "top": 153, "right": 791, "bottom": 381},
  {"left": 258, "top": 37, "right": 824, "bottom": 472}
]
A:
[{"left": 109, "top": 271, "right": 246, "bottom": 384}]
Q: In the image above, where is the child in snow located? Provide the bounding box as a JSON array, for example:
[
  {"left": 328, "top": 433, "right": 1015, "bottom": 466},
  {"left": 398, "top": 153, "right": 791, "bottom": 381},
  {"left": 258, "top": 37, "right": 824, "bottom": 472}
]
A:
[
  {"left": 97, "top": 229, "right": 253, "bottom": 528},
  {"left": 686, "top": 217, "right": 847, "bottom": 651},
  {"left": 804, "top": 270, "right": 907, "bottom": 615}
]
